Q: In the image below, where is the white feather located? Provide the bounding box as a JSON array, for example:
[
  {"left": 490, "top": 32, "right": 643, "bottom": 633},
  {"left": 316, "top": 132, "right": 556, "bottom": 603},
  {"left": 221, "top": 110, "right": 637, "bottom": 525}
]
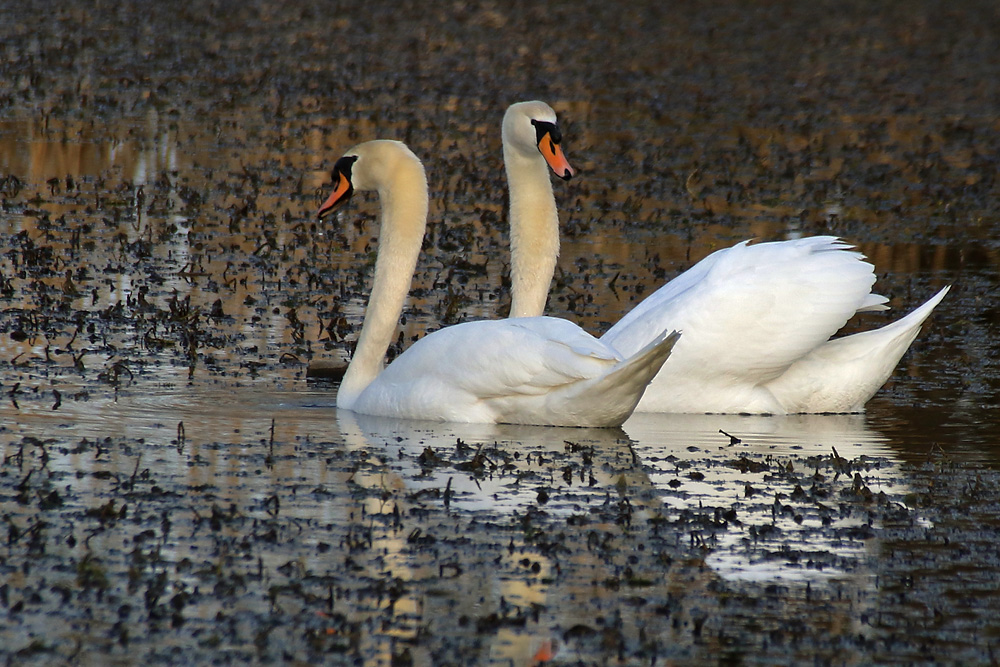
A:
[
  {"left": 326, "top": 140, "right": 678, "bottom": 427},
  {"left": 502, "top": 101, "right": 949, "bottom": 414}
]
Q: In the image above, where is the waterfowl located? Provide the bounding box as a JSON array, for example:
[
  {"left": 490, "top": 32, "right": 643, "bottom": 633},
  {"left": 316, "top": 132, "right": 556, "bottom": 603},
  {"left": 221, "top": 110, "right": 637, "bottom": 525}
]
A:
[
  {"left": 318, "top": 139, "right": 678, "bottom": 426},
  {"left": 500, "top": 100, "right": 948, "bottom": 414}
]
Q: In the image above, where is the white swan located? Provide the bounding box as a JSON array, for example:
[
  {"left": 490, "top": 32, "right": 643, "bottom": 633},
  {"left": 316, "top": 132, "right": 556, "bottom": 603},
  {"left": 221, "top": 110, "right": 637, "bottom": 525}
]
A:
[
  {"left": 501, "top": 100, "right": 949, "bottom": 414},
  {"left": 316, "top": 140, "right": 679, "bottom": 427}
]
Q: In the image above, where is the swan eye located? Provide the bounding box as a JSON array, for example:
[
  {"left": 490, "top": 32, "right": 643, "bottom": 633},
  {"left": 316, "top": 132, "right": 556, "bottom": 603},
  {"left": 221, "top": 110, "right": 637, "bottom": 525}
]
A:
[
  {"left": 333, "top": 155, "right": 358, "bottom": 179},
  {"left": 530, "top": 119, "right": 562, "bottom": 146}
]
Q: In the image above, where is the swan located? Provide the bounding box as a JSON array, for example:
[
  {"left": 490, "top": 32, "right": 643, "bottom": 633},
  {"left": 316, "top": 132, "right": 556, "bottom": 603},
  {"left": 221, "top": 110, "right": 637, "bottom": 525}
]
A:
[
  {"left": 500, "top": 100, "right": 950, "bottom": 414},
  {"left": 316, "top": 140, "right": 679, "bottom": 427}
]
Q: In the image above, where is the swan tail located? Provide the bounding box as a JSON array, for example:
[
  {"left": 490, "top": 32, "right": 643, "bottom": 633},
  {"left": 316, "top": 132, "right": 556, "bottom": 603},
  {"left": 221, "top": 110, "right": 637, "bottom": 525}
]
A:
[
  {"left": 767, "top": 286, "right": 950, "bottom": 412},
  {"left": 564, "top": 330, "right": 681, "bottom": 426},
  {"left": 874, "top": 285, "right": 949, "bottom": 334},
  {"left": 857, "top": 292, "right": 890, "bottom": 312}
]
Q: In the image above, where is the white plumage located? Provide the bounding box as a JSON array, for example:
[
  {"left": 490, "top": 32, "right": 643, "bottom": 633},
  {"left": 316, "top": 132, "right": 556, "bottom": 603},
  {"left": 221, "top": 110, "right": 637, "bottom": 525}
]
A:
[
  {"left": 501, "top": 101, "right": 949, "bottom": 414},
  {"left": 317, "top": 140, "right": 678, "bottom": 427}
]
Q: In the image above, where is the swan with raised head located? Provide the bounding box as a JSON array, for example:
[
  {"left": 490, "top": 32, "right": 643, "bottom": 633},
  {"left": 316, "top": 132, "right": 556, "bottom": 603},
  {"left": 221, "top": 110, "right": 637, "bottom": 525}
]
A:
[
  {"left": 317, "top": 139, "right": 679, "bottom": 427},
  {"left": 500, "top": 100, "right": 949, "bottom": 414}
]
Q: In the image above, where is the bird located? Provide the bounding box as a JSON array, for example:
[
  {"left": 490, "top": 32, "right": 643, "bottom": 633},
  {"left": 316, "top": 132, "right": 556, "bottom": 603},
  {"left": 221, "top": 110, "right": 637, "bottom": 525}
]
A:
[
  {"left": 316, "top": 139, "right": 678, "bottom": 427},
  {"left": 499, "top": 100, "right": 949, "bottom": 414}
]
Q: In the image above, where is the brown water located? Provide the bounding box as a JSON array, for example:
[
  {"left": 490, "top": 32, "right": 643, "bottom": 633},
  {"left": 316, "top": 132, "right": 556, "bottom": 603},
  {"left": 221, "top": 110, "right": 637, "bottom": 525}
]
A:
[
  {"left": 0, "top": 112, "right": 991, "bottom": 457},
  {"left": 2, "top": 1, "right": 1000, "bottom": 664},
  {"left": 0, "top": 99, "right": 996, "bottom": 666}
]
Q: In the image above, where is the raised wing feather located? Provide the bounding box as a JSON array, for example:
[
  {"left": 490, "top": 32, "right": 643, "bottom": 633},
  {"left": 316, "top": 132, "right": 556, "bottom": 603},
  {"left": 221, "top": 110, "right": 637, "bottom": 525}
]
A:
[{"left": 602, "top": 236, "right": 880, "bottom": 383}]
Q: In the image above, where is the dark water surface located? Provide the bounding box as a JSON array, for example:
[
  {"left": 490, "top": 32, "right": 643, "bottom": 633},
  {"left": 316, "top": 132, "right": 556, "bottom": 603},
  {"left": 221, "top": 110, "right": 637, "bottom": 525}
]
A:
[{"left": 2, "top": 1, "right": 1000, "bottom": 664}]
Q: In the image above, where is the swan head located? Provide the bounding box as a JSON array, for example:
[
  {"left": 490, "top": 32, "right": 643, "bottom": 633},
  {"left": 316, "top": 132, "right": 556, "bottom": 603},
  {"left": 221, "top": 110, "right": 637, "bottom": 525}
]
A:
[
  {"left": 317, "top": 140, "right": 425, "bottom": 220},
  {"left": 503, "top": 101, "right": 574, "bottom": 180}
]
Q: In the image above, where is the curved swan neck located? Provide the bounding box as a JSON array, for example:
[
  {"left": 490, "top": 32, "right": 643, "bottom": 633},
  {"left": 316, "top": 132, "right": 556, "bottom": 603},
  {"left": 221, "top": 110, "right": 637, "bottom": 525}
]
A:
[
  {"left": 338, "top": 148, "right": 428, "bottom": 409},
  {"left": 504, "top": 141, "right": 560, "bottom": 319}
]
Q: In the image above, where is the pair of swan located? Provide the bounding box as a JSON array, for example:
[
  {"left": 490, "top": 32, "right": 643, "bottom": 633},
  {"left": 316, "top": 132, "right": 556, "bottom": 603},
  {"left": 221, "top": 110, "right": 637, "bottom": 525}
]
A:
[{"left": 317, "top": 101, "right": 948, "bottom": 424}]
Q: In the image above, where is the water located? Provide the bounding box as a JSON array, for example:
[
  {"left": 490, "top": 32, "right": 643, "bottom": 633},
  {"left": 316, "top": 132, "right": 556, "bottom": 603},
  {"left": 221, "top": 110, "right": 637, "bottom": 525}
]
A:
[
  {"left": 0, "top": 111, "right": 992, "bottom": 460},
  {"left": 2, "top": 2, "right": 1000, "bottom": 661}
]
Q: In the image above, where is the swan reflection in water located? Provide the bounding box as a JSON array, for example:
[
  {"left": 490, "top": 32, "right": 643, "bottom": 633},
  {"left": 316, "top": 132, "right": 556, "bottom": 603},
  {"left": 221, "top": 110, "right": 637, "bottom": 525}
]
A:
[
  {"left": 622, "top": 412, "right": 913, "bottom": 582},
  {"left": 341, "top": 410, "right": 910, "bottom": 580},
  {"left": 15, "top": 381, "right": 911, "bottom": 589},
  {"left": 336, "top": 408, "right": 911, "bottom": 663},
  {"left": 6, "top": 384, "right": 910, "bottom": 664}
]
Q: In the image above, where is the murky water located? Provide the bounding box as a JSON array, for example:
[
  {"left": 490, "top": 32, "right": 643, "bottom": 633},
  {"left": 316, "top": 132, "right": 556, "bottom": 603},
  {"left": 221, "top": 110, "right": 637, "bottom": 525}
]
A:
[
  {"left": 1, "top": 102, "right": 996, "bottom": 666},
  {"left": 0, "top": 111, "right": 993, "bottom": 453},
  {"left": 2, "top": 1, "right": 1000, "bottom": 664}
]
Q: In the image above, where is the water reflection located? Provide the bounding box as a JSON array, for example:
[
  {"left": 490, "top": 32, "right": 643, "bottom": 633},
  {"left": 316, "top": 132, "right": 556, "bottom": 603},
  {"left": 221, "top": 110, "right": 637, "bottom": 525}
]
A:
[
  {"left": 0, "top": 366, "right": 921, "bottom": 579},
  {"left": 623, "top": 411, "right": 895, "bottom": 460},
  {"left": 335, "top": 411, "right": 679, "bottom": 664},
  {"left": 344, "top": 409, "right": 912, "bottom": 584},
  {"left": 341, "top": 412, "right": 633, "bottom": 511},
  {"left": 0, "top": 383, "right": 905, "bottom": 663},
  {"left": 331, "top": 407, "right": 903, "bottom": 661},
  {"left": 624, "top": 412, "right": 908, "bottom": 582},
  {"left": 336, "top": 412, "right": 642, "bottom": 664}
]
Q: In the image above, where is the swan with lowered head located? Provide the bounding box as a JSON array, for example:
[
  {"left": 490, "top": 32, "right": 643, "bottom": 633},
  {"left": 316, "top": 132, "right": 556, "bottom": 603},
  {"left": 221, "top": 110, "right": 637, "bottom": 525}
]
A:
[
  {"left": 317, "top": 139, "right": 679, "bottom": 427},
  {"left": 500, "top": 100, "right": 949, "bottom": 414}
]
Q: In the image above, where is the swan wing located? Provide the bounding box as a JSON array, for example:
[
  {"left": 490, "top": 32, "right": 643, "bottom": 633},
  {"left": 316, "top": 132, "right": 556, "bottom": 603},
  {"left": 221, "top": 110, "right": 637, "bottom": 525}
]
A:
[
  {"left": 432, "top": 317, "right": 622, "bottom": 397},
  {"left": 764, "top": 285, "right": 950, "bottom": 412},
  {"left": 602, "top": 236, "right": 880, "bottom": 383},
  {"left": 355, "top": 316, "right": 627, "bottom": 421}
]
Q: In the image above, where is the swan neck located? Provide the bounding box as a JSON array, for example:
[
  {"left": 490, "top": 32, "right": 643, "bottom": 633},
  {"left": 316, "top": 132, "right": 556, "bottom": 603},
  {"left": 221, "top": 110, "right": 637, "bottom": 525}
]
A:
[
  {"left": 505, "top": 145, "right": 560, "bottom": 318},
  {"left": 337, "top": 164, "right": 428, "bottom": 409}
]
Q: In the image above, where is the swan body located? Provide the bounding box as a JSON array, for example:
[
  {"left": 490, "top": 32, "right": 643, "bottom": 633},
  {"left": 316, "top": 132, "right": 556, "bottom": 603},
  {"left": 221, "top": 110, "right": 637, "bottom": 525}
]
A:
[
  {"left": 599, "top": 238, "right": 949, "bottom": 413},
  {"left": 318, "top": 140, "right": 678, "bottom": 427},
  {"left": 501, "top": 101, "right": 949, "bottom": 414}
]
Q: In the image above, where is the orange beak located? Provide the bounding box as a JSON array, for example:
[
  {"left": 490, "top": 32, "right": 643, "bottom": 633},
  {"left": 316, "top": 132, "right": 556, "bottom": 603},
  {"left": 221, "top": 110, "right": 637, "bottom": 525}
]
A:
[
  {"left": 538, "top": 131, "right": 574, "bottom": 181},
  {"left": 317, "top": 171, "right": 353, "bottom": 219}
]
